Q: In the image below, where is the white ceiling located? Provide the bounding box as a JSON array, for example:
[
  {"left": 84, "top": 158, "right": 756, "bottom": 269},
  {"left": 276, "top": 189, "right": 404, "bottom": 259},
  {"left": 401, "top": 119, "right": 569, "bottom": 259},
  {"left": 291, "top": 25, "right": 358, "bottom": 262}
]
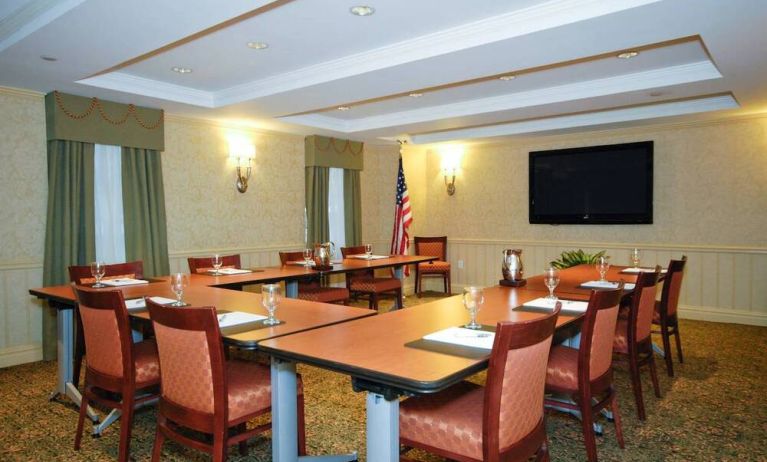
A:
[{"left": 0, "top": 0, "right": 765, "bottom": 144}]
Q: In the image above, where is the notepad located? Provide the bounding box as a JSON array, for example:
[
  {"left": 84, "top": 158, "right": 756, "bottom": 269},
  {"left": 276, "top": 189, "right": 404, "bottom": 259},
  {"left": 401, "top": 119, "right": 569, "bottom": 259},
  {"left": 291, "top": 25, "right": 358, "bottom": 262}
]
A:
[
  {"left": 580, "top": 281, "right": 636, "bottom": 290},
  {"left": 101, "top": 278, "right": 149, "bottom": 287},
  {"left": 207, "top": 268, "right": 252, "bottom": 275},
  {"left": 347, "top": 254, "right": 389, "bottom": 260},
  {"left": 125, "top": 296, "right": 177, "bottom": 310},
  {"left": 423, "top": 327, "right": 495, "bottom": 350},
  {"left": 620, "top": 267, "right": 668, "bottom": 274},
  {"left": 217, "top": 311, "right": 267, "bottom": 328},
  {"left": 287, "top": 261, "right": 315, "bottom": 266},
  {"left": 523, "top": 297, "right": 589, "bottom": 312}
]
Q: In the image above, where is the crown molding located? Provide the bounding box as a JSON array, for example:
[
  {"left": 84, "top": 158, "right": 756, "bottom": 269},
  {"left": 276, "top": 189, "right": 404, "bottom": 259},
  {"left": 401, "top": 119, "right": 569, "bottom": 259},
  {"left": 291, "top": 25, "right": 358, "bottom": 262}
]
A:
[
  {"left": 0, "top": 0, "right": 85, "bottom": 53},
  {"left": 410, "top": 95, "right": 738, "bottom": 144},
  {"left": 164, "top": 113, "right": 304, "bottom": 140},
  {"left": 77, "top": 72, "right": 215, "bottom": 107},
  {"left": 0, "top": 85, "right": 44, "bottom": 99}
]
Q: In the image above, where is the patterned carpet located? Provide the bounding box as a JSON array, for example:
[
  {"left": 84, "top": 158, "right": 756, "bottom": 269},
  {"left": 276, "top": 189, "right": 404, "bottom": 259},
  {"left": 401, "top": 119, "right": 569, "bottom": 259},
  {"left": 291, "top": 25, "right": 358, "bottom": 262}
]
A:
[{"left": 1, "top": 293, "right": 765, "bottom": 461}]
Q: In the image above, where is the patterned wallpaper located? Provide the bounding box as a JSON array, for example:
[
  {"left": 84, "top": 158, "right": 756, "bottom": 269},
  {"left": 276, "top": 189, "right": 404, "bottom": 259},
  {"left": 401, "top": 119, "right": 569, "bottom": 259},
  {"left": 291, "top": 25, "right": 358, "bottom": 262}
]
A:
[{"left": 411, "top": 118, "right": 767, "bottom": 247}]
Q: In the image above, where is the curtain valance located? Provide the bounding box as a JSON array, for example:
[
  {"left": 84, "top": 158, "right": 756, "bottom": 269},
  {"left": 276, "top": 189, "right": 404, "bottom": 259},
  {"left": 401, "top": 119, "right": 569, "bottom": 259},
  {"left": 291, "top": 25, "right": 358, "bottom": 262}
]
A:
[
  {"left": 45, "top": 91, "right": 164, "bottom": 151},
  {"left": 305, "top": 135, "right": 363, "bottom": 170}
]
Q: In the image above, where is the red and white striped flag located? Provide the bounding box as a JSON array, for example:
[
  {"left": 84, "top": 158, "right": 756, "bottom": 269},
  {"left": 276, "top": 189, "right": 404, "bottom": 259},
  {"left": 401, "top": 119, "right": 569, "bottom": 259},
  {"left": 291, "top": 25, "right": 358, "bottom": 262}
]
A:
[{"left": 390, "top": 156, "right": 413, "bottom": 275}]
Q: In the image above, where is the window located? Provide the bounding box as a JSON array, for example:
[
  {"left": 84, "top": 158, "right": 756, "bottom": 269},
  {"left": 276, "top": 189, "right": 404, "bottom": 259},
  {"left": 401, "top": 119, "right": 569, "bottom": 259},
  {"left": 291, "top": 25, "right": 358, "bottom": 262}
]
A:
[
  {"left": 328, "top": 167, "right": 346, "bottom": 250},
  {"left": 94, "top": 144, "right": 125, "bottom": 263}
]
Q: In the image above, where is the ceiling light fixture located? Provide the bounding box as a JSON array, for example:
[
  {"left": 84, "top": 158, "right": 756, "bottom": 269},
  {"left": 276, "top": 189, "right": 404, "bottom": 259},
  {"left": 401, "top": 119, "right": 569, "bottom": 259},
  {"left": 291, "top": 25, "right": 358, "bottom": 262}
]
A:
[
  {"left": 171, "top": 66, "right": 192, "bottom": 74},
  {"left": 499, "top": 75, "right": 516, "bottom": 81},
  {"left": 337, "top": 106, "right": 351, "bottom": 111},
  {"left": 349, "top": 5, "right": 375, "bottom": 16},
  {"left": 247, "top": 42, "right": 269, "bottom": 50},
  {"left": 617, "top": 51, "right": 639, "bottom": 59},
  {"left": 408, "top": 92, "right": 423, "bottom": 98}
]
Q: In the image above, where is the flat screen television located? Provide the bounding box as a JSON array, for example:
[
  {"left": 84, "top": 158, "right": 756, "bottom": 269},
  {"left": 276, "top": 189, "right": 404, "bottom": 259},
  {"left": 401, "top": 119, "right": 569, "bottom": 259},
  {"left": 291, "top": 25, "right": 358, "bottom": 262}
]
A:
[{"left": 529, "top": 141, "right": 653, "bottom": 224}]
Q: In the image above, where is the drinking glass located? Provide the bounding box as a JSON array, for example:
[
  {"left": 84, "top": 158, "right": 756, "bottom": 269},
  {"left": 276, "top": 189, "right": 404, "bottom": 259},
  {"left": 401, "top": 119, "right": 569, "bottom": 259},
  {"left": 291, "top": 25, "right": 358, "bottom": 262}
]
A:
[
  {"left": 90, "top": 261, "right": 106, "bottom": 288},
  {"left": 463, "top": 286, "right": 484, "bottom": 330},
  {"left": 544, "top": 267, "right": 560, "bottom": 300},
  {"left": 169, "top": 273, "right": 189, "bottom": 306},
  {"left": 212, "top": 254, "right": 223, "bottom": 275},
  {"left": 630, "top": 248, "right": 641, "bottom": 268},
  {"left": 261, "top": 283, "right": 282, "bottom": 325},
  {"left": 596, "top": 256, "right": 611, "bottom": 282},
  {"left": 364, "top": 243, "right": 373, "bottom": 259},
  {"left": 302, "top": 248, "right": 312, "bottom": 265}
]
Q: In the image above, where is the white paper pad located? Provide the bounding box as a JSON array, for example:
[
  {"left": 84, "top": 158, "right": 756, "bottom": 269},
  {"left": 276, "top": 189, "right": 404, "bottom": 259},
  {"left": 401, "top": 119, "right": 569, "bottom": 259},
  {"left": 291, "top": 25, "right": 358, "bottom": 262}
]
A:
[
  {"left": 423, "top": 327, "right": 495, "bottom": 350},
  {"left": 347, "top": 254, "right": 389, "bottom": 260},
  {"left": 208, "top": 268, "right": 252, "bottom": 275},
  {"left": 125, "top": 296, "right": 177, "bottom": 310},
  {"left": 581, "top": 281, "right": 636, "bottom": 290},
  {"left": 523, "top": 297, "right": 589, "bottom": 312},
  {"left": 287, "top": 261, "right": 315, "bottom": 266},
  {"left": 217, "top": 311, "right": 267, "bottom": 328},
  {"left": 101, "top": 278, "right": 149, "bottom": 287},
  {"left": 621, "top": 267, "right": 668, "bottom": 274}
]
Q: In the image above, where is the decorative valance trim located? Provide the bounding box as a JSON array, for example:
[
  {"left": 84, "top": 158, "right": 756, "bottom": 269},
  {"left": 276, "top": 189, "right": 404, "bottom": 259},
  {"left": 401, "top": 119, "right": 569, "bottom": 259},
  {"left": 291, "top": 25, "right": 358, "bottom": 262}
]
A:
[
  {"left": 45, "top": 91, "right": 165, "bottom": 151},
  {"left": 305, "top": 135, "right": 363, "bottom": 170}
]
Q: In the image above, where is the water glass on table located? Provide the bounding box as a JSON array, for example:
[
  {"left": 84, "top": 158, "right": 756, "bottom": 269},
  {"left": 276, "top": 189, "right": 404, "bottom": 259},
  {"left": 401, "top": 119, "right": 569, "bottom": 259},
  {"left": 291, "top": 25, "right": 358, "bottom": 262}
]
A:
[
  {"left": 212, "top": 254, "right": 223, "bottom": 275},
  {"left": 169, "top": 273, "right": 189, "bottom": 306},
  {"left": 302, "top": 248, "right": 312, "bottom": 265},
  {"left": 364, "top": 243, "right": 373, "bottom": 259},
  {"left": 463, "top": 286, "right": 484, "bottom": 330},
  {"left": 90, "top": 261, "right": 106, "bottom": 288},
  {"left": 596, "top": 256, "right": 611, "bottom": 282},
  {"left": 261, "top": 283, "right": 282, "bottom": 325},
  {"left": 544, "top": 267, "right": 560, "bottom": 300},
  {"left": 630, "top": 248, "right": 641, "bottom": 268}
]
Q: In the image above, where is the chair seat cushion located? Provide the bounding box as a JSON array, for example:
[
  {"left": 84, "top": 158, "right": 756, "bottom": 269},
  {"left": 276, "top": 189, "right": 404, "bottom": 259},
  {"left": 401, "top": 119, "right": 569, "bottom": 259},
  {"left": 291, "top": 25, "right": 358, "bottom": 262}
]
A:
[
  {"left": 400, "top": 381, "right": 483, "bottom": 460},
  {"left": 613, "top": 319, "right": 629, "bottom": 354},
  {"left": 134, "top": 339, "right": 161, "bottom": 385},
  {"left": 298, "top": 287, "right": 350, "bottom": 303},
  {"left": 417, "top": 261, "right": 451, "bottom": 274},
  {"left": 226, "top": 360, "right": 276, "bottom": 423},
  {"left": 545, "top": 345, "right": 579, "bottom": 392},
  {"left": 350, "top": 277, "right": 401, "bottom": 293}
]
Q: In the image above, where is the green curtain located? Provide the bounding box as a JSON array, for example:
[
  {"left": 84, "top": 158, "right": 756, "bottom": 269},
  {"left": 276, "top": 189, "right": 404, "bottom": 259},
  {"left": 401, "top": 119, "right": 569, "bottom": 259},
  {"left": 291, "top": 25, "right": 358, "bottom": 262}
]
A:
[
  {"left": 343, "top": 169, "right": 362, "bottom": 246},
  {"left": 121, "top": 147, "right": 170, "bottom": 277},
  {"left": 305, "top": 166, "right": 330, "bottom": 245},
  {"left": 42, "top": 140, "right": 96, "bottom": 360}
]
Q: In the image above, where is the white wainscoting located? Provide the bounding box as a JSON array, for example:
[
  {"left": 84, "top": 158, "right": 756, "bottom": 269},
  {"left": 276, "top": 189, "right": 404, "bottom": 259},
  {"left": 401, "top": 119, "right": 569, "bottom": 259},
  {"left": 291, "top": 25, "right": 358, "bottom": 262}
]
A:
[
  {"left": 0, "top": 261, "right": 44, "bottom": 368},
  {"left": 432, "top": 239, "right": 767, "bottom": 327}
]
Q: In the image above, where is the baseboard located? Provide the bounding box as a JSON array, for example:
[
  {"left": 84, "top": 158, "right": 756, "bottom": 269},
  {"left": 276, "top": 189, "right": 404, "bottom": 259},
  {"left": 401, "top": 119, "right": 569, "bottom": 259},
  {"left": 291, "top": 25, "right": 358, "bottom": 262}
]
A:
[
  {"left": 0, "top": 344, "right": 43, "bottom": 368},
  {"left": 678, "top": 305, "right": 767, "bottom": 326}
]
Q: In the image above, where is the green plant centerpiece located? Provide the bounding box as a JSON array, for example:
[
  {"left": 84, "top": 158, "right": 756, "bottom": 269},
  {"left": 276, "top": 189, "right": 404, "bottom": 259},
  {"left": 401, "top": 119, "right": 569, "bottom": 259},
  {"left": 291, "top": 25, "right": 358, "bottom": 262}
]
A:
[{"left": 550, "top": 249, "right": 606, "bottom": 269}]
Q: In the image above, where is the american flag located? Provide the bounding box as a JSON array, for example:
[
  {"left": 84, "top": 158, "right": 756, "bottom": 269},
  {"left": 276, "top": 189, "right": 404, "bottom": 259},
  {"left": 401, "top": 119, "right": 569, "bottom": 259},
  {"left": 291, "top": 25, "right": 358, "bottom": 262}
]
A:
[{"left": 390, "top": 156, "right": 413, "bottom": 275}]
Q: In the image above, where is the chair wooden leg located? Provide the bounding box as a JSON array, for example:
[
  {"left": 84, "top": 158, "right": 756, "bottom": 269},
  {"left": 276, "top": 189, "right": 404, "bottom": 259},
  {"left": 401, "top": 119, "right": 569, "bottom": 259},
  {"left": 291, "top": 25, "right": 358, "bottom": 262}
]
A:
[
  {"left": 395, "top": 288, "right": 403, "bottom": 309},
  {"left": 672, "top": 318, "right": 684, "bottom": 363},
  {"left": 297, "top": 392, "right": 307, "bottom": 456},
  {"left": 212, "top": 431, "right": 227, "bottom": 462},
  {"left": 578, "top": 396, "right": 598, "bottom": 462},
  {"left": 628, "top": 353, "right": 646, "bottom": 421},
  {"left": 446, "top": 271, "right": 451, "bottom": 295},
  {"left": 443, "top": 274, "right": 448, "bottom": 294},
  {"left": 660, "top": 324, "right": 674, "bottom": 377},
  {"left": 416, "top": 271, "right": 422, "bottom": 297},
  {"left": 648, "top": 353, "right": 661, "bottom": 398},
  {"left": 151, "top": 421, "right": 165, "bottom": 462},
  {"left": 73, "top": 390, "right": 88, "bottom": 450},
  {"left": 369, "top": 293, "right": 378, "bottom": 310},
  {"left": 535, "top": 436, "right": 550, "bottom": 462},
  {"left": 118, "top": 395, "right": 135, "bottom": 462},
  {"left": 611, "top": 392, "right": 625, "bottom": 449},
  {"left": 237, "top": 423, "right": 248, "bottom": 455}
]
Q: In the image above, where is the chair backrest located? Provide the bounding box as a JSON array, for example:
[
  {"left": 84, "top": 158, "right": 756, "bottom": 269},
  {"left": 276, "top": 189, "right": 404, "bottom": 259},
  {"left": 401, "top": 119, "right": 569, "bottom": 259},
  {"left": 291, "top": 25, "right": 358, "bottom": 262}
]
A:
[
  {"left": 579, "top": 286, "right": 623, "bottom": 384},
  {"left": 340, "top": 246, "right": 374, "bottom": 280},
  {"left": 659, "top": 256, "right": 687, "bottom": 317},
  {"left": 628, "top": 268, "right": 661, "bottom": 344},
  {"left": 147, "top": 301, "right": 227, "bottom": 430},
  {"left": 414, "top": 236, "right": 447, "bottom": 260},
  {"left": 279, "top": 251, "right": 309, "bottom": 265},
  {"left": 187, "top": 254, "right": 242, "bottom": 274},
  {"left": 72, "top": 286, "right": 134, "bottom": 381},
  {"left": 483, "top": 306, "right": 560, "bottom": 460},
  {"left": 68, "top": 261, "right": 144, "bottom": 285}
]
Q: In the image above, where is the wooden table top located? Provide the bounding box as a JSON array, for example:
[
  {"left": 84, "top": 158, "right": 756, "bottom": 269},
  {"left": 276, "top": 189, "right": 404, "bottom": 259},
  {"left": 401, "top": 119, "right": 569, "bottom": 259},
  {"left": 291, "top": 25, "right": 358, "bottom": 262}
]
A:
[
  {"left": 258, "top": 284, "right": 585, "bottom": 394},
  {"left": 524, "top": 264, "right": 645, "bottom": 296}
]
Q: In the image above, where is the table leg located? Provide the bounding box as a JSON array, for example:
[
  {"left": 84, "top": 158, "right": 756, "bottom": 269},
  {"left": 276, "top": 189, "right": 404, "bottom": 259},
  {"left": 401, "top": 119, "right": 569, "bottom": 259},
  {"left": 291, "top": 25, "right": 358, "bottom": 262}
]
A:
[
  {"left": 393, "top": 265, "right": 405, "bottom": 308},
  {"left": 366, "top": 392, "right": 399, "bottom": 462},
  {"left": 286, "top": 280, "right": 298, "bottom": 298}
]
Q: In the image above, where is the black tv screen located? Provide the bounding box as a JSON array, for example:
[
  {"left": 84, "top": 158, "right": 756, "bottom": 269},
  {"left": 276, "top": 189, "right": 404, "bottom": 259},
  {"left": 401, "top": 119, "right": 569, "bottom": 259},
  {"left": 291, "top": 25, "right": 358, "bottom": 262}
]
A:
[{"left": 529, "top": 141, "right": 653, "bottom": 224}]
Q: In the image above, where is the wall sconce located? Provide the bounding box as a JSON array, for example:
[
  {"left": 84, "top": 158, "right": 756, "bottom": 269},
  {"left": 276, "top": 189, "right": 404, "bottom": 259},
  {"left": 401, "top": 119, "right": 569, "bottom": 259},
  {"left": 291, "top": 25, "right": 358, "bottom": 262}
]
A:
[
  {"left": 229, "top": 141, "right": 255, "bottom": 193},
  {"left": 442, "top": 167, "right": 456, "bottom": 195}
]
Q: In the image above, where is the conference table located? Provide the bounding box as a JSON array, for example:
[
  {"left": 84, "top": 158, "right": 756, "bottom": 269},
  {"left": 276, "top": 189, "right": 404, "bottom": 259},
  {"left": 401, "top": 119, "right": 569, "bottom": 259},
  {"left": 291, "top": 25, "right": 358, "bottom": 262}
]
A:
[
  {"left": 259, "top": 263, "right": 652, "bottom": 462},
  {"left": 28, "top": 254, "right": 434, "bottom": 435}
]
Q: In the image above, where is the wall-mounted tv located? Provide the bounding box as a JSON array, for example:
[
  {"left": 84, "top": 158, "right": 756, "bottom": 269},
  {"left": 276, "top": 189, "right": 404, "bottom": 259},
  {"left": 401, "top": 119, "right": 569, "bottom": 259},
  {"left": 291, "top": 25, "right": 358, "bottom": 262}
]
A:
[{"left": 529, "top": 141, "right": 653, "bottom": 224}]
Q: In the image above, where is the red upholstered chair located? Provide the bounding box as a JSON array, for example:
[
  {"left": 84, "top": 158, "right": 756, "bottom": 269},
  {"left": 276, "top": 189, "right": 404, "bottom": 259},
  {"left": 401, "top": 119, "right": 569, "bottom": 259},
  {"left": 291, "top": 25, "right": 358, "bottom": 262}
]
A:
[
  {"left": 72, "top": 286, "right": 160, "bottom": 462},
  {"left": 279, "top": 251, "right": 349, "bottom": 304},
  {"left": 400, "top": 306, "right": 561, "bottom": 462},
  {"left": 413, "top": 236, "right": 451, "bottom": 297},
  {"left": 340, "top": 245, "right": 402, "bottom": 310},
  {"left": 653, "top": 256, "right": 687, "bottom": 377},
  {"left": 545, "top": 287, "right": 625, "bottom": 462},
  {"left": 68, "top": 261, "right": 146, "bottom": 390},
  {"left": 146, "top": 301, "right": 306, "bottom": 461},
  {"left": 612, "top": 268, "right": 662, "bottom": 421},
  {"left": 187, "top": 254, "right": 242, "bottom": 273}
]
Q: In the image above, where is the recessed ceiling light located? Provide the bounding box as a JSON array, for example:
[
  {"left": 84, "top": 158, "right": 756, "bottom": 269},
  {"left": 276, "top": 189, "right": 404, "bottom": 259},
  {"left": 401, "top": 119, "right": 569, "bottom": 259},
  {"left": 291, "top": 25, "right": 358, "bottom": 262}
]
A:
[
  {"left": 408, "top": 92, "right": 423, "bottom": 98},
  {"left": 337, "top": 106, "right": 351, "bottom": 111},
  {"left": 498, "top": 75, "right": 516, "bottom": 81},
  {"left": 40, "top": 55, "right": 57, "bottom": 62},
  {"left": 247, "top": 42, "right": 269, "bottom": 50},
  {"left": 171, "top": 66, "right": 192, "bottom": 74},
  {"left": 349, "top": 5, "right": 375, "bottom": 16},
  {"left": 617, "top": 51, "right": 639, "bottom": 59}
]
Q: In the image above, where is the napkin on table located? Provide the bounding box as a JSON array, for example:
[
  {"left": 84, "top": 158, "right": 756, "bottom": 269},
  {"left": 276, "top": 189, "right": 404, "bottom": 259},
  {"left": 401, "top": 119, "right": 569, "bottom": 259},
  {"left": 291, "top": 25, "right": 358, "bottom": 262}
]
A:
[{"left": 423, "top": 327, "right": 495, "bottom": 350}]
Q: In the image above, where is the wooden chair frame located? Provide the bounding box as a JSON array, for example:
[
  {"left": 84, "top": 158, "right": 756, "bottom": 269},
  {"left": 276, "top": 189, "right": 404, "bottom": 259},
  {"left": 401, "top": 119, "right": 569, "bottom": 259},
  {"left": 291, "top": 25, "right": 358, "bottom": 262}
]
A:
[
  {"left": 341, "top": 245, "right": 402, "bottom": 310},
  {"left": 187, "top": 254, "right": 242, "bottom": 273},
  {"left": 413, "top": 236, "right": 451, "bottom": 297},
  {"left": 653, "top": 256, "right": 687, "bottom": 377}
]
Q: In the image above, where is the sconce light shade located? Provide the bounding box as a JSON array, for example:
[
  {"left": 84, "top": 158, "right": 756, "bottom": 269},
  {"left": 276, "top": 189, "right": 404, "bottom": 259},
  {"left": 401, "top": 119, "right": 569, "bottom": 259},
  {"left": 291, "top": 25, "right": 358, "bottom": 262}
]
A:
[
  {"left": 440, "top": 145, "right": 463, "bottom": 196},
  {"left": 229, "top": 141, "right": 255, "bottom": 193}
]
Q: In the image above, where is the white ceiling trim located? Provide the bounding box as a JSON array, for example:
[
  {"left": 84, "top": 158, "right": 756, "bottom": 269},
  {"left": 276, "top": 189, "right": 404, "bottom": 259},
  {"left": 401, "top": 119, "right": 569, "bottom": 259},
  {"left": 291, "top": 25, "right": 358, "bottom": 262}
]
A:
[
  {"left": 0, "top": 0, "right": 85, "bottom": 53},
  {"left": 213, "top": 0, "right": 662, "bottom": 106},
  {"left": 77, "top": 71, "right": 214, "bottom": 107},
  {"left": 280, "top": 60, "right": 723, "bottom": 133},
  {"left": 410, "top": 95, "right": 739, "bottom": 144}
]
